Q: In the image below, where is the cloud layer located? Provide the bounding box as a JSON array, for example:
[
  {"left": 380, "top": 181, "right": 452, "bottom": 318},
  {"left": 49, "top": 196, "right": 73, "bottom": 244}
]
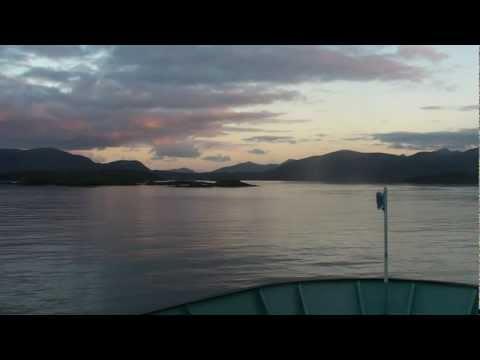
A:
[
  {"left": 243, "top": 136, "right": 297, "bottom": 144},
  {"left": 370, "top": 128, "right": 477, "bottom": 150},
  {"left": 420, "top": 105, "right": 478, "bottom": 111},
  {"left": 396, "top": 45, "right": 448, "bottom": 63},
  {"left": 0, "top": 45, "right": 451, "bottom": 160},
  {"left": 202, "top": 154, "right": 231, "bottom": 162},
  {"left": 248, "top": 148, "right": 267, "bottom": 155}
]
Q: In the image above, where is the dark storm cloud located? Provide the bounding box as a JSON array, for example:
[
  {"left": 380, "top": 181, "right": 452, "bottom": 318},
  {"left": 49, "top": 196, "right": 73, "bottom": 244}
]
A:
[
  {"left": 0, "top": 45, "right": 448, "bottom": 157},
  {"left": 248, "top": 148, "right": 267, "bottom": 155},
  {"left": 370, "top": 128, "right": 478, "bottom": 150},
  {"left": 202, "top": 154, "right": 231, "bottom": 162},
  {"left": 243, "top": 136, "right": 297, "bottom": 144}
]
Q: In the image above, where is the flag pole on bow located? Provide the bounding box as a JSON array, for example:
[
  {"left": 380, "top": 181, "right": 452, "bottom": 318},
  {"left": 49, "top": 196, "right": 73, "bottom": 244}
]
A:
[{"left": 376, "top": 187, "right": 389, "bottom": 313}]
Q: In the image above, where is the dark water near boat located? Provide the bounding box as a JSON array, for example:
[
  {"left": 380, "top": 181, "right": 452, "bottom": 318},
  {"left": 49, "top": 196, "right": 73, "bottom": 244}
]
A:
[{"left": 0, "top": 182, "right": 477, "bottom": 314}]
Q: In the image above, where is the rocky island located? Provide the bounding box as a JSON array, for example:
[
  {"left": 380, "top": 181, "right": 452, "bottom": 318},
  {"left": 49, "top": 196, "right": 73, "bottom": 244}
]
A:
[{"left": 147, "top": 180, "right": 256, "bottom": 188}]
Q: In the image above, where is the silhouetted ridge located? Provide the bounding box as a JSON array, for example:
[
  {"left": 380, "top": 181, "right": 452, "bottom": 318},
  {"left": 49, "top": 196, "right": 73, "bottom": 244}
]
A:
[
  {"left": 101, "top": 160, "right": 150, "bottom": 172},
  {"left": 0, "top": 148, "right": 97, "bottom": 172},
  {"left": 166, "top": 168, "right": 196, "bottom": 173},
  {"left": 1, "top": 147, "right": 477, "bottom": 185},
  {"left": 212, "top": 161, "right": 279, "bottom": 174},
  {"left": 0, "top": 148, "right": 152, "bottom": 173},
  {"left": 263, "top": 148, "right": 478, "bottom": 183}
]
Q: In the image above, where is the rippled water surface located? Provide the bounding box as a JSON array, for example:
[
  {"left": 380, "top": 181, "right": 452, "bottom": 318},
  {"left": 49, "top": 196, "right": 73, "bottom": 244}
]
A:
[{"left": 0, "top": 182, "right": 477, "bottom": 314}]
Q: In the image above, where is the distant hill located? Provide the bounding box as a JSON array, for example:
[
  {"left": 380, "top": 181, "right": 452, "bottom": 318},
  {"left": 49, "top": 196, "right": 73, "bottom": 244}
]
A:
[
  {"left": 0, "top": 148, "right": 97, "bottom": 173},
  {"left": 101, "top": 160, "right": 150, "bottom": 172},
  {"left": 0, "top": 148, "right": 151, "bottom": 173},
  {"left": 266, "top": 148, "right": 478, "bottom": 184},
  {"left": 152, "top": 169, "right": 197, "bottom": 181},
  {"left": 165, "top": 168, "right": 196, "bottom": 174},
  {"left": 212, "top": 161, "right": 279, "bottom": 174}
]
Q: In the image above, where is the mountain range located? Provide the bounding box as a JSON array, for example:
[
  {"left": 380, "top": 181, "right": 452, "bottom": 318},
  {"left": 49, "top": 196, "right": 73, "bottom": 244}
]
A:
[
  {"left": 266, "top": 148, "right": 479, "bottom": 183},
  {"left": 0, "top": 147, "right": 478, "bottom": 185}
]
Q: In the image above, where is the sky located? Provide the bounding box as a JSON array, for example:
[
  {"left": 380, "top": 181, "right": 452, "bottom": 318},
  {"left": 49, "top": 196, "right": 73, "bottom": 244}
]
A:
[{"left": 0, "top": 45, "right": 477, "bottom": 171}]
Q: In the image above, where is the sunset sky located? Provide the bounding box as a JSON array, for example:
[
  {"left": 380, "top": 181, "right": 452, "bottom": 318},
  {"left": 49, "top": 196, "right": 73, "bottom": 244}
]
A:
[{"left": 0, "top": 45, "right": 477, "bottom": 171}]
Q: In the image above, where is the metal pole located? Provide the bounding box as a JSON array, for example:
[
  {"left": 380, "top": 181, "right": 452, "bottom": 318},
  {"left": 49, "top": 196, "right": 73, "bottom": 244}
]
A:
[
  {"left": 384, "top": 187, "right": 388, "bottom": 284},
  {"left": 383, "top": 187, "right": 389, "bottom": 314}
]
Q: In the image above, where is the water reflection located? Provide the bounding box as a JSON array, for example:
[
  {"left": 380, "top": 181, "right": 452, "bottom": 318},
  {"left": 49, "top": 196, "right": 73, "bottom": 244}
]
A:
[{"left": 0, "top": 182, "right": 477, "bottom": 314}]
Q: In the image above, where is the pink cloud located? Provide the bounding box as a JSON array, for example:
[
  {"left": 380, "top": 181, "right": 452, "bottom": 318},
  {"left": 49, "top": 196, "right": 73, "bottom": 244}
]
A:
[
  {"left": 396, "top": 46, "right": 448, "bottom": 63},
  {"left": 0, "top": 111, "right": 11, "bottom": 122}
]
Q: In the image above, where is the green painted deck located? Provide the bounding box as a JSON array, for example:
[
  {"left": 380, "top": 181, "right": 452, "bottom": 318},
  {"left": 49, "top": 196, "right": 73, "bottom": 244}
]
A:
[{"left": 149, "top": 278, "right": 478, "bottom": 315}]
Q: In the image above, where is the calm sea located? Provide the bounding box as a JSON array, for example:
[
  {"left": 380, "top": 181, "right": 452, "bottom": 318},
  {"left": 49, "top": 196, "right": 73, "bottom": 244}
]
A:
[{"left": 0, "top": 182, "right": 477, "bottom": 314}]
